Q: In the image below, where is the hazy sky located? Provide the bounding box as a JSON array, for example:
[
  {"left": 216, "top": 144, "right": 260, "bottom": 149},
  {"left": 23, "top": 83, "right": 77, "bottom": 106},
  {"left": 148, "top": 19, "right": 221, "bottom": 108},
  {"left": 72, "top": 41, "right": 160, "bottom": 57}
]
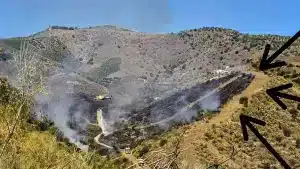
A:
[{"left": 0, "top": 0, "right": 299, "bottom": 38}]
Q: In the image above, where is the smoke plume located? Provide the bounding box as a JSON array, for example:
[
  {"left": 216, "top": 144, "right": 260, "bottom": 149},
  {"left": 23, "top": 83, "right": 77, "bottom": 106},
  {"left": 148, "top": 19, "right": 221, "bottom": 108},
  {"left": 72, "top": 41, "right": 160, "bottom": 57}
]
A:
[{"left": 34, "top": 72, "right": 90, "bottom": 151}]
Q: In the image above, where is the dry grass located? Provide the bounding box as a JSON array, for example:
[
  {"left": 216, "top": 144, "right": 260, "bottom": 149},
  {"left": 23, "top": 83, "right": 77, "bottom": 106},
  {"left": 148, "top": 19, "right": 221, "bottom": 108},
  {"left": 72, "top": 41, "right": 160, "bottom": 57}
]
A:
[
  {"left": 0, "top": 86, "right": 119, "bottom": 169},
  {"left": 0, "top": 40, "right": 119, "bottom": 168},
  {"left": 2, "top": 26, "right": 300, "bottom": 169},
  {"left": 131, "top": 70, "right": 300, "bottom": 169},
  {"left": 180, "top": 76, "right": 300, "bottom": 169}
]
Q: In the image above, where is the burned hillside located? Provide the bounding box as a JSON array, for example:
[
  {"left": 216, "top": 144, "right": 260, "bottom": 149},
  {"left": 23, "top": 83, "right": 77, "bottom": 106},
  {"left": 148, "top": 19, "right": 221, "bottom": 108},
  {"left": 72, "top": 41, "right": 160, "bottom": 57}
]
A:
[{"left": 85, "top": 72, "right": 255, "bottom": 154}]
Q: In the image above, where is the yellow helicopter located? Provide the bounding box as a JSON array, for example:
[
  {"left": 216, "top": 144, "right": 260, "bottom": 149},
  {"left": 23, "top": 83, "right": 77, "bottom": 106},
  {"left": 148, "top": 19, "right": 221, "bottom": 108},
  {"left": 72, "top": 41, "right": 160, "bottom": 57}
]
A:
[{"left": 94, "top": 94, "right": 112, "bottom": 101}]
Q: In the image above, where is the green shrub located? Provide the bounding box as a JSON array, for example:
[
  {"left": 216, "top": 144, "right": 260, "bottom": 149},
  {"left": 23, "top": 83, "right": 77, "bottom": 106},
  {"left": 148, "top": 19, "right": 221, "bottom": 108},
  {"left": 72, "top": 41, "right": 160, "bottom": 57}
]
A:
[
  {"left": 250, "top": 42, "right": 258, "bottom": 48},
  {"left": 282, "top": 126, "right": 292, "bottom": 137},
  {"left": 291, "top": 70, "right": 298, "bottom": 78},
  {"left": 239, "top": 96, "right": 249, "bottom": 107},
  {"left": 159, "top": 139, "right": 167, "bottom": 147},
  {"left": 0, "top": 78, "right": 23, "bottom": 106},
  {"left": 288, "top": 108, "right": 298, "bottom": 117},
  {"left": 277, "top": 70, "right": 285, "bottom": 76},
  {"left": 134, "top": 144, "right": 150, "bottom": 158},
  {"left": 48, "top": 126, "right": 58, "bottom": 135},
  {"left": 37, "top": 116, "right": 55, "bottom": 131},
  {"left": 293, "top": 78, "right": 300, "bottom": 84}
]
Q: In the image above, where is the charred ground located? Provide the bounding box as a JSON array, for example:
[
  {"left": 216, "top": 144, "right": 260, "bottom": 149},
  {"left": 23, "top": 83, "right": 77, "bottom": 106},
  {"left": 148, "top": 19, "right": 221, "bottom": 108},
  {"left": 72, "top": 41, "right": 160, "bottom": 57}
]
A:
[{"left": 0, "top": 26, "right": 300, "bottom": 169}]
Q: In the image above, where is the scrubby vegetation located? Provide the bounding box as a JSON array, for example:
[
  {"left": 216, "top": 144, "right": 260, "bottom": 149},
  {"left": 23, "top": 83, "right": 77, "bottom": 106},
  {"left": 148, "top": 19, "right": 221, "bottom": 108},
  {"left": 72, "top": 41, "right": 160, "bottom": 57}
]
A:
[
  {"left": 199, "top": 77, "right": 300, "bottom": 169},
  {"left": 87, "top": 57, "right": 122, "bottom": 82},
  {"left": 1, "top": 26, "right": 300, "bottom": 168},
  {"left": 2, "top": 37, "right": 26, "bottom": 50},
  {"left": 239, "top": 96, "right": 248, "bottom": 107},
  {"left": 0, "top": 77, "right": 122, "bottom": 169},
  {"left": 0, "top": 42, "right": 121, "bottom": 169},
  {"left": 130, "top": 76, "right": 300, "bottom": 168},
  {"left": 128, "top": 48, "right": 300, "bottom": 168},
  {"left": 262, "top": 61, "right": 300, "bottom": 84},
  {"left": 27, "top": 37, "right": 72, "bottom": 63}
]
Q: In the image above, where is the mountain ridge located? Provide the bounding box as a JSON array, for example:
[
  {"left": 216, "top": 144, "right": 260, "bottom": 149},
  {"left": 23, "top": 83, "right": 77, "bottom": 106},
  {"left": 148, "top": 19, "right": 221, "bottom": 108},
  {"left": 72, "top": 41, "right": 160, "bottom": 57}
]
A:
[{"left": 1, "top": 25, "right": 300, "bottom": 169}]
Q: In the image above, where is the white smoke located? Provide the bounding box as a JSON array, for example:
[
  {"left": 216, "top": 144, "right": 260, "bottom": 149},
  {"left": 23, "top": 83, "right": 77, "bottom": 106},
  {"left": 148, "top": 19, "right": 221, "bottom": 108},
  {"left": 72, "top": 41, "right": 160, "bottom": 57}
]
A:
[
  {"left": 93, "top": 73, "right": 222, "bottom": 135},
  {"left": 146, "top": 88, "right": 221, "bottom": 130},
  {"left": 96, "top": 109, "right": 114, "bottom": 136},
  {"left": 34, "top": 72, "right": 90, "bottom": 151},
  {"left": 5, "top": 47, "right": 222, "bottom": 151},
  {"left": 96, "top": 77, "right": 148, "bottom": 135},
  {"left": 0, "top": 43, "right": 90, "bottom": 151},
  {"left": 199, "top": 90, "right": 220, "bottom": 111}
]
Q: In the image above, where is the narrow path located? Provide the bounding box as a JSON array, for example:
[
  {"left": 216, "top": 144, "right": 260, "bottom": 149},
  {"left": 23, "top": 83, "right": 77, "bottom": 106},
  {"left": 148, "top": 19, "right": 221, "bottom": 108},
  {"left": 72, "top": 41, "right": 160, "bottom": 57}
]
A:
[{"left": 178, "top": 71, "right": 271, "bottom": 168}]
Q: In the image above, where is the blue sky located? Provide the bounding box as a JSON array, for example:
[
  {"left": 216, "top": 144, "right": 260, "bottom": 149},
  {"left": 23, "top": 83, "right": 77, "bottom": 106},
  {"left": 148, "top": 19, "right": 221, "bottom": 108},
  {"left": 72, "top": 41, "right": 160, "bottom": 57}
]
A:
[{"left": 0, "top": 0, "right": 299, "bottom": 38}]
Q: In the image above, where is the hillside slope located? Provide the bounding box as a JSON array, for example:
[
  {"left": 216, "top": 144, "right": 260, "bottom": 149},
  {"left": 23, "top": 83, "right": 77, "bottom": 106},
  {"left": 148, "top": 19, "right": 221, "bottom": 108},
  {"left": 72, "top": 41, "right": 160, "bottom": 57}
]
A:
[
  {"left": 2, "top": 27, "right": 300, "bottom": 90},
  {"left": 1, "top": 26, "right": 300, "bottom": 169},
  {"left": 132, "top": 64, "right": 300, "bottom": 169}
]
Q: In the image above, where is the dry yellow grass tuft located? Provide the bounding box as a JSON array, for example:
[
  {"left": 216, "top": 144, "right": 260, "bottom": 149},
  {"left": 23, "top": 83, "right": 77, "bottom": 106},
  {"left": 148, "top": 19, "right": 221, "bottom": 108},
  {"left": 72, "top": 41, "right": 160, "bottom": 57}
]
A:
[{"left": 0, "top": 129, "right": 118, "bottom": 169}]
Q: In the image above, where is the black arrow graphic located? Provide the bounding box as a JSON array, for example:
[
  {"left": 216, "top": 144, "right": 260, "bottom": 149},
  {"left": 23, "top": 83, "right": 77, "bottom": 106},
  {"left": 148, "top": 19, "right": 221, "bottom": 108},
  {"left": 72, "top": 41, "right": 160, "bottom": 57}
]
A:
[
  {"left": 240, "top": 114, "right": 291, "bottom": 169},
  {"left": 266, "top": 83, "right": 300, "bottom": 110},
  {"left": 259, "top": 30, "right": 300, "bottom": 70}
]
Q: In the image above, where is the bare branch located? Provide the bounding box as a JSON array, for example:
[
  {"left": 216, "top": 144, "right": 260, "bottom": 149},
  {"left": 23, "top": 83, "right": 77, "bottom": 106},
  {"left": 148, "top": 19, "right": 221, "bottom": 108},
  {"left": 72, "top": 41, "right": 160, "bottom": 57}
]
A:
[{"left": 0, "top": 40, "right": 47, "bottom": 156}]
